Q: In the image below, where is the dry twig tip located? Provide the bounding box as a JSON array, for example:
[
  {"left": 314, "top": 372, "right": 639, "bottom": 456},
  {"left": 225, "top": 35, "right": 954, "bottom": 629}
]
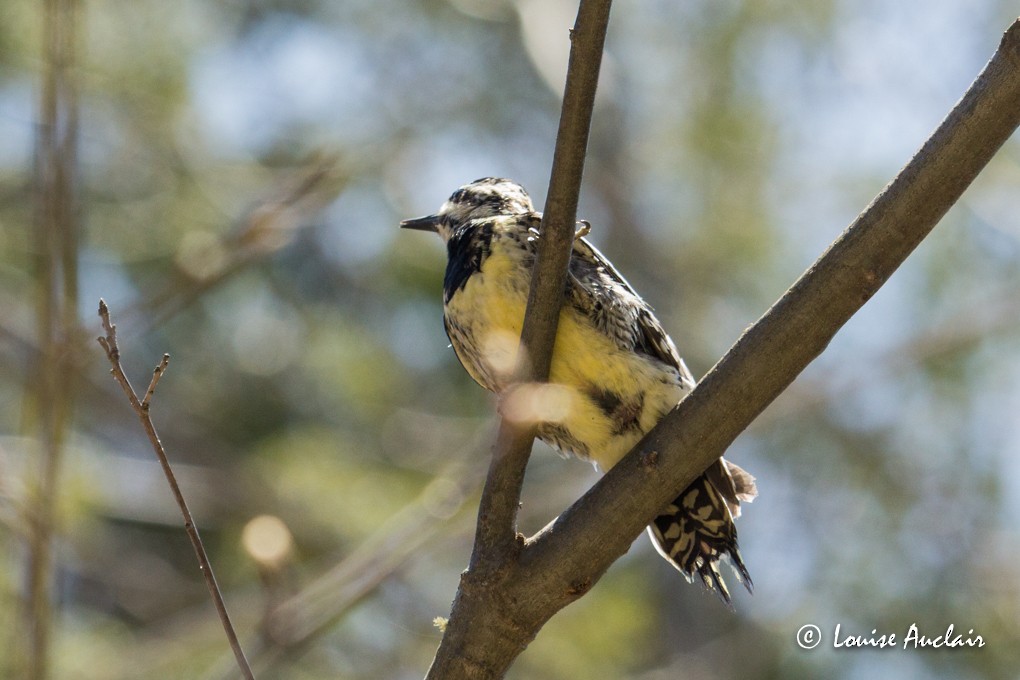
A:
[
  {"left": 95, "top": 299, "right": 255, "bottom": 680},
  {"left": 143, "top": 354, "right": 171, "bottom": 409}
]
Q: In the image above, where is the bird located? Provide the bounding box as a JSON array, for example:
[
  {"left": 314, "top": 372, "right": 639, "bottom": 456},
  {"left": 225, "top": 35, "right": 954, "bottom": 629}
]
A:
[{"left": 401, "top": 177, "right": 756, "bottom": 605}]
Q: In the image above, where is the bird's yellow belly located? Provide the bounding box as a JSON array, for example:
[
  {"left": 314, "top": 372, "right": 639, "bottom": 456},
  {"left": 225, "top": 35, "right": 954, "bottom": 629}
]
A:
[{"left": 446, "top": 252, "right": 684, "bottom": 471}]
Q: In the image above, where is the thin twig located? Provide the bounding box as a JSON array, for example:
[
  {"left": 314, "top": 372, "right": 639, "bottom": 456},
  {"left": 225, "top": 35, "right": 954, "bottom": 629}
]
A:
[
  {"left": 142, "top": 354, "right": 170, "bottom": 410},
  {"left": 97, "top": 299, "right": 256, "bottom": 680},
  {"left": 126, "top": 155, "right": 344, "bottom": 335}
]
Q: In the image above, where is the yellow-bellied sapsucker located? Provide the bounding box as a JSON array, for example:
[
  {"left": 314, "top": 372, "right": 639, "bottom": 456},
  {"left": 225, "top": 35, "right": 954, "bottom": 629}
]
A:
[{"left": 401, "top": 177, "right": 756, "bottom": 604}]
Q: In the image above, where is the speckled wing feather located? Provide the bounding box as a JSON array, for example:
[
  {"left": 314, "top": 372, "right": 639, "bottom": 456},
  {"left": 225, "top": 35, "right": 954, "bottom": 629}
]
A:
[
  {"left": 567, "top": 235, "right": 693, "bottom": 383},
  {"left": 569, "top": 233, "right": 756, "bottom": 604}
]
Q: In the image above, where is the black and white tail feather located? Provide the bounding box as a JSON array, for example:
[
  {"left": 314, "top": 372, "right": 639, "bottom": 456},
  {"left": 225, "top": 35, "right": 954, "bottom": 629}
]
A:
[{"left": 648, "top": 459, "right": 757, "bottom": 607}]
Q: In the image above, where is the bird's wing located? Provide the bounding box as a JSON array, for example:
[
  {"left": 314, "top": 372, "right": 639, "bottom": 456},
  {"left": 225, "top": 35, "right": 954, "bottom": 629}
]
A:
[{"left": 568, "top": 235, "right": 692, "bottom": 380}]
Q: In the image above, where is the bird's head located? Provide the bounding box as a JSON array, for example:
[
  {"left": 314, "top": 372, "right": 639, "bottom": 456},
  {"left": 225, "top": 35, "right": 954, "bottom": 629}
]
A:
[{"left": 400, "top": 177, "right": 535, "bottom": 242}]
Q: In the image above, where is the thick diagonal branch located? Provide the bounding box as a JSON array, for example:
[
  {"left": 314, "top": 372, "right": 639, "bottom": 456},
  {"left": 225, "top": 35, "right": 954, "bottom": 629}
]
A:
[
  {"left": 427, "top": 12, "right": 1020, "bottom": 680},
  {"left": 522, "top": 17, "right": 1020, "bottom": 592},
  {"left": 428, "top": 15, "right": 1020, "bottom": 678}
]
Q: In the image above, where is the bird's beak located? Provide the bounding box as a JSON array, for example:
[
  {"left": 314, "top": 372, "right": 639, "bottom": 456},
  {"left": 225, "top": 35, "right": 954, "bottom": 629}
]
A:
[{"left": 399, "top": 214, "right": 440, "bottom": 233}]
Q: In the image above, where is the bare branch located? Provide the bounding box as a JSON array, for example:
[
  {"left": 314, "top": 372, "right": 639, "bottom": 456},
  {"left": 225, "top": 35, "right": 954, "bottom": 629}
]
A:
[
  {"left": 126, "top": 155, "right": 345, "bottom": 335},
  {"left": 426, "top": 15, "right": 1020, "bottom": 680},
  {"left": 22, "top": 1, "right": 80, "bottom": 676},
  {"left": 471, "top": 0, "right": 614, "bottom": 568},
  {"left": 427, "top": 1, "right": 614, "bottom": 678},
  {"left": 142, "top": 354, "right": 170, "bottom": 410},
  {"left": 97, "top": 300, "right": 256, "bottom": 680},
  {"left": 522, "top": 15, "right": 1020, "bottom": 598}
]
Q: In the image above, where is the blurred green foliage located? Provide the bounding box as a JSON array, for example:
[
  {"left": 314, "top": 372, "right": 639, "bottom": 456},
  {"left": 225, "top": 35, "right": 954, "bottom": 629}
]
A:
[{"left": 1, "top": 0, "right": 1019, "bottom": 678}]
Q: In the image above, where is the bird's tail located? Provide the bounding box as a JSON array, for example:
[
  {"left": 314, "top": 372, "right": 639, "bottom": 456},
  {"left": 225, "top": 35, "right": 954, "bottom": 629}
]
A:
[{"left": 647, "top": 458, "right": 757, "bottom": 607}]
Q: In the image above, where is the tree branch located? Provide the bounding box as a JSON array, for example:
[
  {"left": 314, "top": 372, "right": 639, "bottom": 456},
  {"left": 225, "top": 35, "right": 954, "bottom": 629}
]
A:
[
  {"left": 126, "top": 155, "right": 344, "bottom": 335},
  {"left": 427, "top": 15, "right": 1020, "bottom": 679},
  {"left": 521, "top": 15, "right": 1020, "bottom": 599},
  {"left": 426, "top": 1, "right": 613, "bottom": 677},
  {"left": 96, "top": 300, "right": 256, "bottom": 680},
  {"left": 471, "top": 0, "right": 614, "bottom": 567},
  {"left": 22, "top": 1, "right": 79, "bottom": 676}
]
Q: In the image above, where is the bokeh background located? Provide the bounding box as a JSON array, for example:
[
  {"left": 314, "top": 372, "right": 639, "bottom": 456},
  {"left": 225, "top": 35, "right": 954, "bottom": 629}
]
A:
[{"left": 2, "top": 0, "right": 1019, "bottom": 678}]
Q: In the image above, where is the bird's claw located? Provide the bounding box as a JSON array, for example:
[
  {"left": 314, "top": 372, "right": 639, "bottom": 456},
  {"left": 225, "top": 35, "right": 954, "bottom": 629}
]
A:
[{"left": 526, "top": 220, "right": 590, "bottom": 243}]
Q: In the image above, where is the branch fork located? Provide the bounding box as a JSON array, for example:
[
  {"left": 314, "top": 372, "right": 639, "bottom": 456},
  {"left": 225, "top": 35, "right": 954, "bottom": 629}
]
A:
[{"left": 426, "top": 13, "right": 1020, "bottom": 680}]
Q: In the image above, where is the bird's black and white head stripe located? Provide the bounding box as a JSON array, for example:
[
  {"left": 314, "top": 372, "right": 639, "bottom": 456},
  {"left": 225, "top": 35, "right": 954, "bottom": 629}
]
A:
[{"left": 400, "top": 177, "right": 535, "bottom": 242}]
